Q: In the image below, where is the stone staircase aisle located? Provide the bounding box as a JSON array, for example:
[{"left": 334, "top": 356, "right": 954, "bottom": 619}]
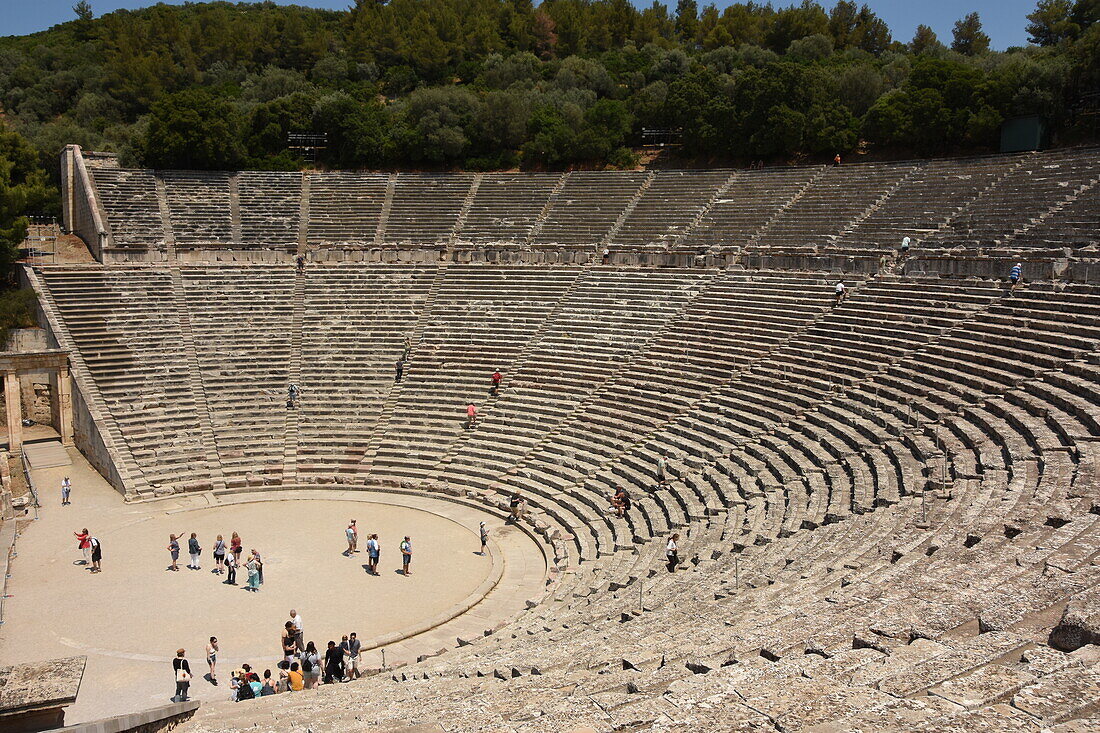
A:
[
  {"left": 600, "top": 171, "right": 656, "bottom": 250},
  {"left": 169, "top": 266, "right": 227, "bottom": 492},
  {"left": 523, "top": 172, "right": 570, "bottom": 249},
  {"left": 373, "top": 173, "right": 397, "bottom": 247},
  {"left": 282, "top": 270, "right": 306, "bottom": 484},
  {"left": 426, "top": 264, "right": 596, "bottom": 479},
  {"left": 360, "top": 263, "right": 450, "bottom": 475},
  {"left": 24, "top": 268, "right": 149, "bottom": 498},
  {"left": 738, "top": 166, "right": 828, "bottom": 252}
]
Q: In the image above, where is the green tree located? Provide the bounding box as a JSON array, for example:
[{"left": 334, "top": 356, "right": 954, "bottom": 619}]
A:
[
  {"left": 72, "top": 1, "right": 94, "bottom": 41},
  {"left": 0, "top": 123, "right": 53, "bottom": 282},
  {"left": 674, "top": 0, "right": 699, "bottom": 43},
  {"left": 952, "top": 12, "right": 991, "bottom": 55},
  {"left": 910, "top": 24, "right": 944, "bottom": 54},
  {"left": 1027, "top": 0, "right": 1080, "bottom": 45},
  {"left": 139, "top": 89, "right": 244, "bottom": 169}
]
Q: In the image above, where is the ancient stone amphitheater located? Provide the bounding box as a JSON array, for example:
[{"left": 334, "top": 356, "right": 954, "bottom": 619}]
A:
[{"left": 36, "top": 145, "right": 1100, "bottom": 730}]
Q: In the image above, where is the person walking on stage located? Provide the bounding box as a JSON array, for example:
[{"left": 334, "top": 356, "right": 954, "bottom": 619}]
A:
[
  {"left": 479, "top": 522, "right": 489, "bottom": 556},
  {"left": 61, "top": 477, "right": 71, "bottom": 505}
]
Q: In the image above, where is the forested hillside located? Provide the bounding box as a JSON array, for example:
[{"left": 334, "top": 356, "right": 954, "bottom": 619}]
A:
[{"left": 0, "top": 0, "right": 1098, "bottom": 175}]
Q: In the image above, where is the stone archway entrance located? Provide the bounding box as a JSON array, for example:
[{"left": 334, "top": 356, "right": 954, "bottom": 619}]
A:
[{"left": 0, "top": 350, "right": 73, "bottom": 454}]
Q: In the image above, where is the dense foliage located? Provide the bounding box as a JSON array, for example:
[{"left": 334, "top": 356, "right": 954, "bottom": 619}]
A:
[
  {"left": 0, "top": 122, "right": 53, "bottom": 282},
  {"left": 0, "top": 0, "right": 1097, "bottom": 173}
]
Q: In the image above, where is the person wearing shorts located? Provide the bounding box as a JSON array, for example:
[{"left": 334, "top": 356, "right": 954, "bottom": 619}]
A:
[
  {"left": 367, "top": 534, "right": 380, "bottom": 575},
  {"left": 400, "top": 536, "right": 412, "bottom": 576},
  {"left": 341, "top": 633, "right": 362, "bottom": 680}
]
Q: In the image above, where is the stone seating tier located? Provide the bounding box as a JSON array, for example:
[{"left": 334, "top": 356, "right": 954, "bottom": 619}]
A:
[
  {"left": 83, "top": 148, "right": 1100, "bottom": 262},
  {"left": 31, "top": 263, "right": 1100, "bottom": 732}
]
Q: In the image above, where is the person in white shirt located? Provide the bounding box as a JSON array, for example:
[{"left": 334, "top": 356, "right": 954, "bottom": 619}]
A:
[
  {"left": 666, "top": 533, "right": 680, "bottom": 573},
  {"left": 289, "top": 609, "right": 304, "bottom": 652},
  {"left": 834, "top": 281, "right": 847, "bottom": 306}
]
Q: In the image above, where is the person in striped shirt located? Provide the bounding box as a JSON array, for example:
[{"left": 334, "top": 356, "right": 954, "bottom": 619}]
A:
[{"left": 1010, "top": 263, "right": 1022, "bottom": 291}]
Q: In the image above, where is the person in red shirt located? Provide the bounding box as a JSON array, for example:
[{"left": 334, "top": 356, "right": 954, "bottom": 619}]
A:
[
  {"left": 490, "top": 370, "right": 502, "bottom": 395},
  {"left": 466, "top": 403, "right": 477, "bottom": 429},
  {"left": 74, "top": 528, "right": 91, "bottom": 565}
]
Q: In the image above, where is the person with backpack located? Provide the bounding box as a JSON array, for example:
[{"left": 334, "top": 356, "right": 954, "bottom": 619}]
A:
[
  {"left": 300, "top": 642, "right": 321, "bottom": 689},
  {"left": 233, "top": 669, "right": 255, "bottom": 701},
  {"left": 187, "top": 532, "right": 201, "bottom": 570}
]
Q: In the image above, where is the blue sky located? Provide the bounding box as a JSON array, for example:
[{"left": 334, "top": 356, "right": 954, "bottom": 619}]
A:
[{"left": 2, "top": 0, "right": 1038, "bottom": 49}]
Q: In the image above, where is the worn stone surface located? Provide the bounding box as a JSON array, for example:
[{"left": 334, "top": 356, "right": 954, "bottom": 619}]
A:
[{"left": 0, "top": 655, "right": 85, "bottom": 713}]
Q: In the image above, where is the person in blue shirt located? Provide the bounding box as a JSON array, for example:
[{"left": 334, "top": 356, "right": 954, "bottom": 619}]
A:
[{"left": 1010, "top": 262, "right": 1022, "bottom": 291}]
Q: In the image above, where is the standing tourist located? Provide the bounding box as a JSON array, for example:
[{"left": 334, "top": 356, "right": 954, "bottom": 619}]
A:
[
  {"left": 1010, "top": 262, "right": 1023, "bottom": 291},
  {"left": 394, "top": 357, "right": 405, "bottom": 383},
  {"left": 323, "top": 640, "right": 344, "bottom": 684},
  {"left": 282, "top": 622, "right": 297, "bottom": 661},
  {"left": 666, "top": 533, "right": 680, "bottom": 573},
  {"left": 345, "top": 520, "right": 357, "bottom": 556},
  {"left": 366, "top": 534, "right": 380, "bottom": 575},
  {"left": 509, "top": 492, "right": 524, "bottom": 523},
  {"left": 301, "top": 642, "right": 321, "bottom": 689},
  {"left": 74, "top": 528, "right": 91, "bottom": 565},
  {"left": 173, "top": 649, "right": 192, "bottom": 702},
  {"left": 253, "top": 549, "right": 264, "bottom": 586},
  {"left": 834, "top": 281, "right": 847, "bottom": 306},
  {"left": 656, "top": 454, "right": 669, "bottom": 488},
  {"left": 61, "top": 477, "right": 71, "bottom": 505},
  {"left": 224, "top": 551, "right": 238, "bottom": 585},
  {"left": 205, "top": 637, "right": 219, "bottom": 685},
  {"left": 167, "top": 534, "right": 182, "bottom": 572},
  {"left": 289, "top": 609, "right": 304, "bottom": 652},
  {"left": 401, "top": 536, "right": 412, "bottom": 576},
  {"left": 466, "top": 403, "right": 477, "bottom": 429},
  {"left": 245, "top": 552, "right": 261, "bottom": 592},
  {"left": 490, "top": 369, "right": 502, "bottom": 395},
  {"left": 212, "top": 535, "right": 226, "bottom": 575},
  {"left": 343, "top": 633, "right": 361, "bottom": 680},
  {"left": 230, "top": 532, "right": 243, "bottom": 564},
  {"left": 89, "top": 534, "right": 102, "bottom": 573},
  {"left": 479, "top": 522, "right": 489, "bottom": 556},
  {"left": 187, "top": 532, "right": 202, "bottom": 570}
]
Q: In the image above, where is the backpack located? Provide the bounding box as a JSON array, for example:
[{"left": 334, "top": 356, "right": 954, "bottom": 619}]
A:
[
  {"left": 236, "top": 680, "right": 255, "bottom": 700},
  {"left": 302, "top": 655, "right": 314, "bottom": 673}
]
